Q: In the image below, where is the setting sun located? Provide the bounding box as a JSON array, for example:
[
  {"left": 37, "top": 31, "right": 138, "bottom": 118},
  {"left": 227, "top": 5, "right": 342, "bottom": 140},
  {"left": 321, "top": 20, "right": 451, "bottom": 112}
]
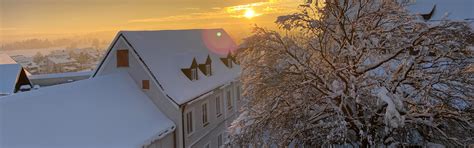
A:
[{"left": 244, "top": 8, "right": 256, "bottom": 19}]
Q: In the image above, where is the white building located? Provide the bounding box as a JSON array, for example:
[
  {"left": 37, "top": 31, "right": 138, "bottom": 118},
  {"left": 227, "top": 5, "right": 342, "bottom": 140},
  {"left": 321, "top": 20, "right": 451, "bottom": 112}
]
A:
[
  {"left": 407, "top": 0, "right": 473, "bottom": 25},
  {"left": 0, "top": 54, "right": 32, "bottom": 96},
  {"left": 0, "top": 29, "right": 241, "bottom": 148},
  {"left": 42, "top": 56, "right": 78, "bottom": 72},
  {"left": 70, "top": 48, "right": 104, "bottom": 70},
  {"left": 29, "top": 70, "right": 93, "bottom": 87},
  {"left": 93, "top": 29, "right": 241, "bottom": 148}
]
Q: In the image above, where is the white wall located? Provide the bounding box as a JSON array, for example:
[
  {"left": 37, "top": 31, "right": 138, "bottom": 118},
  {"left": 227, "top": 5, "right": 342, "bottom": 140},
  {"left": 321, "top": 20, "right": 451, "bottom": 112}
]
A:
[
  {"left": 95, "top": 36, "right": 243, "bottom": 148},
  {"left": 94, "top": 36, "right": 183, "bottom": 148},
  {"left": 183, "top": 82, "right": 242, "bottom": 148},
  {"left": 146, "top": 132, "right": 175, "bottom": 148}
]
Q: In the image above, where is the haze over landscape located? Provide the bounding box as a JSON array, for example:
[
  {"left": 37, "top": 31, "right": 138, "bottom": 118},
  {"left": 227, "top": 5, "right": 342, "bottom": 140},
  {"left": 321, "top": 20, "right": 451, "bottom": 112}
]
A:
[{"left": 1, "top": 0, "right": 300, "bottom": 48}]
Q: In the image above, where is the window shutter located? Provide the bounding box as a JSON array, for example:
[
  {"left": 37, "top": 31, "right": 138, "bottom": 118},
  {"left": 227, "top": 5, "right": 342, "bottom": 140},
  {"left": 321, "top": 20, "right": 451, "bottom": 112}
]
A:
[
  {"left": 116, "top": 49, "right": 129, "bottom": 67},
  {"left": 186, "top": 111, "right": 193, "bottom": 134},
  {"left": 227, "top": 90, "right": 232, "bottom": 109},
  {"left": 202, "top": 103, "right": 208, "bottom": 126},
  {"left": 216, "top": 96, "right": 222, "bottom": 116},
  {"left": 142, "top": 80, "right": 149, "bottom": 90},
  {"left": 218, "top": 134, "right": 223, "bottom": 146}
]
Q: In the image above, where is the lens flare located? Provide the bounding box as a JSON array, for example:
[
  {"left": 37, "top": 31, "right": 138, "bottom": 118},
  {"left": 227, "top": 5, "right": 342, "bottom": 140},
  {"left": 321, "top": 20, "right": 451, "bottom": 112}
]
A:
[{"left": 201, "top": 30, "right": 237, "bottom": 56}]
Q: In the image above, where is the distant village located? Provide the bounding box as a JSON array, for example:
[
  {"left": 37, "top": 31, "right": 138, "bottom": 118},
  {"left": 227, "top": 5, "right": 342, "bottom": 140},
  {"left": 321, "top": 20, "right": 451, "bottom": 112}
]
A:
[
  {"left": 1, "top": 29, "right": 242, "bottom": 148},
  {"left": 10, "top": 48, "right": 104, "bottom": 74}
]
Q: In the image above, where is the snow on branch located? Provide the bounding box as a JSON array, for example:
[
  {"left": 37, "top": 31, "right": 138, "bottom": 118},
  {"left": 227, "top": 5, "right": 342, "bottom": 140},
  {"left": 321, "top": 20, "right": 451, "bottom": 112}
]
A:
[{"left": 231, "top": 0, "right": 474, "bottom": 147}]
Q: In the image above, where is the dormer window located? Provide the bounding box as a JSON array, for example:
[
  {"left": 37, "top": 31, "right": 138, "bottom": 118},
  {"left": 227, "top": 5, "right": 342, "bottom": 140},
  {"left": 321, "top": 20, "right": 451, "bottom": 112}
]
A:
[
  {"left": 228, "top": 58, "right": 233, "bottom": 68},
  {"left": 116, "top": 49, "right": 129, "bottom": 67},
  {"left": 421, "top": 5, "right": 436, "bottom": 21},
  {"left": 181, "top": 58, "right": 199, "bottom": 81},
  {"left": 191, "top": 68, "right": 198, "bottom": 80},
  {"left": 199, "top": 55, "right": 212, "bottom": 76},
  {"left": 205, "top": 64, "right": 211, "bottom": 76},
  {"left": 220, "top": 52, "right": 236, "bottom": 68}
]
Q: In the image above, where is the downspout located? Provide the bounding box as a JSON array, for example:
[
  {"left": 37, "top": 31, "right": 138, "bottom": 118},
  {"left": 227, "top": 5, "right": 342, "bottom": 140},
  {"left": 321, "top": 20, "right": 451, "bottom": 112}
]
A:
[{"left": 181, "top": 104, "right": 186, "bottom": 148}]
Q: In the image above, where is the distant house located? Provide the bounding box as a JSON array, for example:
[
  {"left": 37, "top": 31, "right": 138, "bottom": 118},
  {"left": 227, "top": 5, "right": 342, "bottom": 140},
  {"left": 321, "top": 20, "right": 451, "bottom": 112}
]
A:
[
  {"left": 0, "top": 54, "right": 32, "bottom": 96},
  {"left": 29, "top": 70, "right": 93, "bottom": 87},
  {"left": 42, "top": 55, "right": 77, "bottom": 72},
  {"left": 11, "top": 55, "right": 40, "bottom": 74},
  {"left": 407, "top": 0, "right": 474, "bottom": 26},
  {"left": 0, "top": 29, "right": 241, "bottom": 148},
  {"left": 70, "top": 48, "right": 104, "bottom": 70}
]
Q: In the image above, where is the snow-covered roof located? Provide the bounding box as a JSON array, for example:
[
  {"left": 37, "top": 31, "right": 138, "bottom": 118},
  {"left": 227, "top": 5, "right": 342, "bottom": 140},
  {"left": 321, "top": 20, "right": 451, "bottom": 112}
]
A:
[
  {"left": 10, "top": 55, "right": 32, "bottom": 63},
  {"left": 29, "top": 71, "right": 92, "bottom": 87},
  {"left": 0, "top": 54, "right": 22, "bottom": 95},
  {"left": 29, "top": 70, "right": 92, "bottom": 80},
  {"left": 0, "top": 72, "right": 175, "bottom": 147},
  {"left": 105, "top": 29, "right": 240, "bottom": 104},
  {"left": 1, "top": 54, "right": 19, "bottom": 64},
  {"left": 407, "top": 0, "right": 474, "bottom": 23}
]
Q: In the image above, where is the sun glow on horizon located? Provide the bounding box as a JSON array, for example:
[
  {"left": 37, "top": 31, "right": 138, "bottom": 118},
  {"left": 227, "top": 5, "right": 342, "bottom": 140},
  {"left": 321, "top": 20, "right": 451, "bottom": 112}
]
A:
[
  {"left": 2, "top": 0, "right": 301, "bottom": 43},
  {"left": 244, "top": 8, "right": 257, "bottom": 19}
]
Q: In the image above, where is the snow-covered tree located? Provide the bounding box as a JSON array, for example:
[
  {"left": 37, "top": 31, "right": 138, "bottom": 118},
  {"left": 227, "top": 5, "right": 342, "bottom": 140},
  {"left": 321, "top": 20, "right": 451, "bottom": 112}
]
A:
[
  {"left": 33, "top": 52, "right": 45, "bottom": 64},
  {"left": 230, "top": 0, "right": 473, "bottom": 147}
]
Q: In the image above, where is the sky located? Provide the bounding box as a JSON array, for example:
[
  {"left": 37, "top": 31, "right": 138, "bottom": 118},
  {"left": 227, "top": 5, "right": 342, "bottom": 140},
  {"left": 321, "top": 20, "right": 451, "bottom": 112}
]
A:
[{"left": 0, "top": 0, "right": 302, "bottom": 43}]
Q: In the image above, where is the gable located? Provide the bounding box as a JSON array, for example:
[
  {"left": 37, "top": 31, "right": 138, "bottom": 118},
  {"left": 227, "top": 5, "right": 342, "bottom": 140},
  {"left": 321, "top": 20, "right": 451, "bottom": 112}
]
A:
[
  {"left": 0, "top": 64, "right": 22, "bottom": 95},
  {"left": 14, "top": 68, "right": 32, "bottom": 93}
]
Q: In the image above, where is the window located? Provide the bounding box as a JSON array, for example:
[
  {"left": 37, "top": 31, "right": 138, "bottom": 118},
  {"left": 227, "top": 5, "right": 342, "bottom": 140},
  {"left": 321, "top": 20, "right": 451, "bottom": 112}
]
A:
[
  {"left": 186, "top": 111, "right": 193, "bottom": 134},
  {"left": 228, "top": 59, "right": 233, "bottom": 68},
  {"left": 236, "top": 86, "right": 241, "bottom": 101},
  {"left": 116, "top": 49, "right": 129, "bottom": 67},
  {"left": 202, "top": 103, "right": 209, "bottom": 126},
  {"left": 206, "top": 64, "right": 211, "bottom": 76},
  {"left": 216, "top": 96, "right": 222, "bottom": 117},
  {"left": 142, "top": 80, "right": 149, "bottom": 90},
  {"left": 226, "top": 90, "right": 232, "bottom": 110},
  {"left": 217, "top": 134, "right": 223, "bottom": 147},
  {"left": 191, "top": 68, "right": 198, "bottom": 80}
]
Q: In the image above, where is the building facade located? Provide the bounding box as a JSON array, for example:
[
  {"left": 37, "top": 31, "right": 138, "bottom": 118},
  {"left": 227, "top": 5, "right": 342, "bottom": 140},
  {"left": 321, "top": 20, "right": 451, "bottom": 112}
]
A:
[{"left": 93, "top": 29, "right": 241, "bottom": 148}]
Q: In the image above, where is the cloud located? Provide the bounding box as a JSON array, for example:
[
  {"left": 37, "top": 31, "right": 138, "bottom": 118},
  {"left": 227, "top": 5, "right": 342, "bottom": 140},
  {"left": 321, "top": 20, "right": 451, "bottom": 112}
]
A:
[
  {"left": 129, "top": 12, "right": 231, "bottom": 23},
  {"left": 128, "top": 0, "right": 299, "bottom": 23},
  {"left": 183, "top": 7, "right": 201, "bottom": 11},
  {"left": 0, "top": 28, "right": 29, "bottom": 31}
]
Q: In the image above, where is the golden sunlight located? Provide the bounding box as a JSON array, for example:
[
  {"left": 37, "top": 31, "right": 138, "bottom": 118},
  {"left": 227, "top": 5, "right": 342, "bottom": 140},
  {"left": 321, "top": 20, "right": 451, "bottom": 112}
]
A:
[{"left": 244, "top": 8, "right": 256, "bottom": 19}]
